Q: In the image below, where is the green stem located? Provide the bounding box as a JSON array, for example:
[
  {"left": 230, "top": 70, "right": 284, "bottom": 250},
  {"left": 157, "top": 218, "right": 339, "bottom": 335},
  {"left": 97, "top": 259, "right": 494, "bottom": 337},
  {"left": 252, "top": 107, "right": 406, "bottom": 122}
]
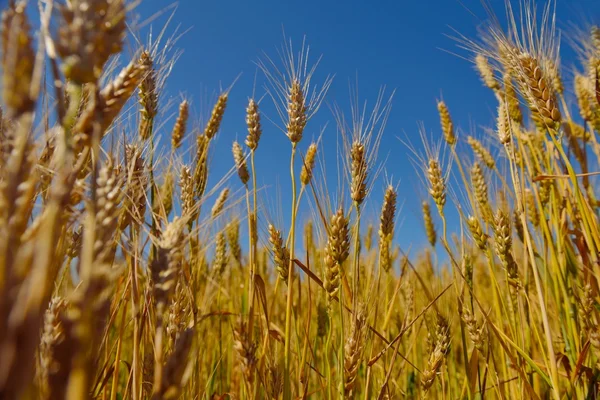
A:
[{"left": 283, "top": 144, "right": 297, "bottom": 398}]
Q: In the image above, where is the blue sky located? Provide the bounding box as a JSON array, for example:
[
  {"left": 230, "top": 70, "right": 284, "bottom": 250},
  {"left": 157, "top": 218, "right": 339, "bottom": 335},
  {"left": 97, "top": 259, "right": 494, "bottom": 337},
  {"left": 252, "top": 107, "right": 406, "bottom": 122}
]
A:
[{"left": 133, "top": 0, "right": 599, "bottom": 257}]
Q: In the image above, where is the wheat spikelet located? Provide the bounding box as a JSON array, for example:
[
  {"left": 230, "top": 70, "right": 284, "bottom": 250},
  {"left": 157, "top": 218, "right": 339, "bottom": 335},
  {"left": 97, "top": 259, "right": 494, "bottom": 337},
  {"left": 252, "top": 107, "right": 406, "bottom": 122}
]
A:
[
  {"left": 304, "top": 220, "right": 314, "bottom": 253},
  {"left": 344, "top": 308, "right": 366, "bottom": 398},
  {"left": 575, "top": 74, "right": 600, "bottom": 129},
  {"left": 379, "top": 185, "right": 396, "bottom": 272},
  {"left": 167, "top": 282, "right": 188, "bottom": 347},
  {"left": 471, "top": 162, "right": 492, "bottom": 221},
  {"left": 233, "top": 319, "right": 258, "bottom": 384},
  {"left": 1, "top": 2, "right": 35, "bottom": 117},
  {"left": 515, "top": 53, "right": 561, "bottom": 129},
  {"left": 525, "top": 188, "right": 539, "bottom": 227},
  {"left": 503, "top": 74, "right": 523, "bottom": 124},
  {"left": 211, "top": 188, "right": 229, "bottom": 219},
  {"left": 467, "top": 136, "right": 495, "bottom": 169},
  {"left": 324, "top": 207, "right": 350, "bottom": 306},
  {"left": 226, "top": 218, "right": 242, "bottom": 265},
  {"left": 93, "top": 158, "right": 123, "bottom": 264},
  {"left": 151, "top": 217, "right": 185, "bottom": 308},
  {"left": 38, "top": 297, "right": 66, "bottom": 400},
  {"left": 56, "top": 0, "right": 126, "bottom": 83},
  {"left": 286, "top": 79, "right": 307, "bottom": 143},
  {"left": 171, "top": 100, "right": 188, "bottom": 150},
  {"left": 475, "top": 54, "right": 499, "bottom": 91},
  {"left": 268, "top": 224, "right": 290, "bottom": 283},
  {"left": 138, "top": 51, "right": 158, "bottom": 140},
  {"left": 427, "top": 159, "right": 446, "bottom": 213},
  {"left": 193, "top": 134, "right": 209, "bottom": 199},
  {"left": 493, "top": 209, "right": 515, "bottom": 270},
  {"left": 179, "top": 166, "right": 195, "bottom": 221},
  {"left": 213, "top": 231, "right": 228, "bottom": 276},
  {"left": 422, "top": 201, "right": 437, "bottom": 247},
  {"left": 300, "top": 142, "right": 317, "bottom": 186},
  {"left": 204, "top": 93, "right": 227, "bottom": 139},
  {"left": 496, "top": 101, "right": 512, "bottom": 144},
  {"left": 245, "top": 98, "right": 262, "bottom": 150},
  {"left": 155, "top": 170, "right": 174, "bottom": 218},
  {"left": 74, "top": 60, "right": 148, "bottom": 150},
  {"left": 437, "top": 101, "right": 456, "bottom": 145},
  {"left": 232, "top": 141, "right": 249, "bottom": 186},
  {"left": 350, "top": 141, "right": 368, "bottom": 204},
  {"left": 119, "top": 144, "right": 147, "bottom": 230},
  {"left": 421, "top": 315, "right": 450, "bottom": 394},
  {"left": 467, "top": 215, "right": 487, "bottom": 251},
  {"left": 461, "top": 305, "right": 484, "bottom": 351}
]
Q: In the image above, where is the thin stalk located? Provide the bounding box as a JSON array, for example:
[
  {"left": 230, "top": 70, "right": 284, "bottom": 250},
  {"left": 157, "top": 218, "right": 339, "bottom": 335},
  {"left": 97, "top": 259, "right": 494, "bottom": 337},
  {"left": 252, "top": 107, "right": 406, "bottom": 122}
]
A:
[{"left": 283, "top": 144, "right": 297, "bottom": 398}]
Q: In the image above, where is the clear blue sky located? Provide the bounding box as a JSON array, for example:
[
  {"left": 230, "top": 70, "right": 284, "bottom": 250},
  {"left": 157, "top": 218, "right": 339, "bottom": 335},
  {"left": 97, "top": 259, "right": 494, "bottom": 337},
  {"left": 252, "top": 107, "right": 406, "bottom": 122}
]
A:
[{"left": 134, "top": 0, "right": 599, "bottom": 256}]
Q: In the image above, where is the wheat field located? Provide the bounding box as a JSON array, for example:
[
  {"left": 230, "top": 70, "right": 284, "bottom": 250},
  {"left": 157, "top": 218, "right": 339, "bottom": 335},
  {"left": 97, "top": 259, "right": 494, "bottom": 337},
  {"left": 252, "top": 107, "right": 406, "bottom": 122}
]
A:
[{"left": 1, "top": 0, "right": 600, "bottom": 399}]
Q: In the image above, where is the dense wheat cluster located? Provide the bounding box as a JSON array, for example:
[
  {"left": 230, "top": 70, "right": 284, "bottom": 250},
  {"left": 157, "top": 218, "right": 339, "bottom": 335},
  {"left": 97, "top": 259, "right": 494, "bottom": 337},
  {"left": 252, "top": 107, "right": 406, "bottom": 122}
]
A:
[{"left": 2, "top": 0, "right": 600, "bottom": 399}]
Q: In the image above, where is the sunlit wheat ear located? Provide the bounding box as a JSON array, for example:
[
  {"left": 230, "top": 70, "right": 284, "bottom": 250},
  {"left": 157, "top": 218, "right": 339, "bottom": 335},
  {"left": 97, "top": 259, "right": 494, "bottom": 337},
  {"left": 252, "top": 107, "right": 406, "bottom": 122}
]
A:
[
  {"left": 493, "top": 208, "right": 515, "bottom": 270},
  {"left": 303, "top": 220, "right": 315, "bottom": 253},
  {"left": 213, "top": 231, "right": 228, "bottom": 277},
  {"left": 323, "top": 207, "right": 350, "bottom": 308},
  {"left": 467, "top": 215, "right": 487, "bottom": 251},
  {"left": 545, "top": 58, "right": 564, "bottom": 95},
  {"left": 286, "top": 79, "right": 307, "bottom": 143},
  {"left": 503, "top": 74, "right": 523, "bottom": 124},
  {"left": 93, "top": 157, "right": 123, "bottom": 264},
  {"left": 422, "top": 201, "right": 437, "bottom": 248},
  {"left": 1, "top": 2, "right": 35, "bottom": 118},
  {"left": 524, "top": 188, "right": 539, "bottom": 227},
  {"left": 427, "top": 159, "right": 446, "bottom": 214},
  {"left": 344, "top": 307, "right": 366, "bottom": 398},
  {"left": 421, "top": 315, "right": 450, "bottom": 394},
  {"left": 467, "top": 136, "right": 495, "bottom": 169},
  {"left": 300, "top": 142, "right": 317, "bottom": 186},
  {"left": 151, "top": 218, "right": 185, "bottom": 307},
  {"left": 39, "top": 296, "right": 66, "bottom": 399},
  {"left": 0, "top": 130, "right": 36, "bottom": 241},
  {"left": 138, "top": 50, "right": 158, "bottom": 141},
  {"left": 268, "top": 224, "right": 290, "bottom": 283},
  {"left": 180, "top": 165, "right": 195, "bottom": 221},
  {"left": 154, "top": 169, "right": 174, "bottom": 219},
  {"left": 226, "top": 218, "right": 242, "bottom": 264},
  {"left": 590, "top": 57, "right": 600, "bottom": 105},
  {"left": 350, "top": 140, "right": 368, "bottom": 205},
  {"left": 119, "top": 144, "right": 147, "bottom": 231},
  {"left": 461, "top": 304, "right": 484, "bottom": 351},
  {"left": 258, "top": 36, "right": 332, "bottom": 142},
  {"left": 496, "top": 101, "right": 512, "bottom": 145},
  {"left": 193, "top": 134, "right": 209, "bottom": 199},
  {"left": 514, "top": 52, "right": 561, "bottom": 130},
  {"left": 245, "top": 98, "right": 262, "bottom": 150},
  {"left": 233, "top": 318, "right": 258, "bottom": 384},
  {"left": 475, "top": 54, "right": 500, "bottom": 91},
  {"left": 378, "top": 185, "right": 396, "bottom": 272},
  {"left": 55, "top": 0, "right": 126, "bottom": 84},
  {"left": 204, "top": 92, "right": 228, "bottom": 140},
  {"left": 471, "top": 162, "right": 492, "bottom": 222},
  {"left": 74, "top": 59, "right": 148, "bottom": 151},
  {"left": 437, "top": 101, "right": 456, "bottom": 146},
  {"left": 171, "top": 100, "right": 189, "bottom": 150},
  {"left": 232, "top": 141, "right": 249, "bottom": 186},
  {"left": 211, "top": 188, "right": 230, "bottom": 219},
  {"left": 337, "top": 86, "right": 394, "bottom": 205},
  {"left": 578, "top": 284, "right": 595, "bottom": 333}
]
